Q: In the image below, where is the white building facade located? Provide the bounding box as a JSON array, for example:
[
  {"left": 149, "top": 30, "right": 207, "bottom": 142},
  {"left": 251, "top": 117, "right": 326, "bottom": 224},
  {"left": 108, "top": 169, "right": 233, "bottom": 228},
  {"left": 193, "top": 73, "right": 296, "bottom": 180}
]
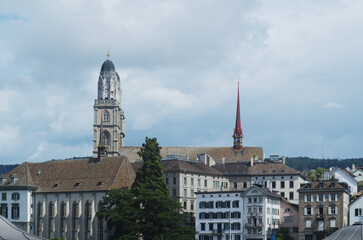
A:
[
  {"left": 349, "top": 193, "right": 363, "bottom": 225},
  {"left": 196, "top": 191, "right": 244, "bottom": 240}
]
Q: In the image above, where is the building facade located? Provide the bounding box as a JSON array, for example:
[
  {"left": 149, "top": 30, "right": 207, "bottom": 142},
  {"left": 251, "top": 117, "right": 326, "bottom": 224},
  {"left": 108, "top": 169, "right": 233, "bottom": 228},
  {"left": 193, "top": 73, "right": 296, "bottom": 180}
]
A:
[
  {"left": 349, "top": 191, "right": 363, "bottom": 225},
  {"left": 279, "top": 198, "right": 299, "bottom": 240},
  {"left": 297, "top": 181, "right": 349, "bottom": 240},
  {"left": 195, "top": 191, "right": 244, "bottom": 240},
  {"left": 93, "top": 59, "right": 125, "bottom": 157}
]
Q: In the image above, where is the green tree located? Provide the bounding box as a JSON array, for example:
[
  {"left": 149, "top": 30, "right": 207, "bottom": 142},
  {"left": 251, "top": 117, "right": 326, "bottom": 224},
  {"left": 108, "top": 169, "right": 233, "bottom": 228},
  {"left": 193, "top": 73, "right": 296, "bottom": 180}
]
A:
[
  {"left": 97, "top": 137, "right": 195, "bottom": 240},
  {"left": 306, "top": 170, "right": 316, "bottom": 181},
  {"left": 276, "top": 228, "right": 293, "bottom": 240}
]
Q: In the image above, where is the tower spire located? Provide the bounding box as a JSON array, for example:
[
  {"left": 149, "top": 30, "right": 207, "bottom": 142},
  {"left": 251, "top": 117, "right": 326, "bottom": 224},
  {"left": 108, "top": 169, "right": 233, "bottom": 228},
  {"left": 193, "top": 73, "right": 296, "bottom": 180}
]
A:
[{"left": 233, "top": 82, "right": 243, "bottom": 151}]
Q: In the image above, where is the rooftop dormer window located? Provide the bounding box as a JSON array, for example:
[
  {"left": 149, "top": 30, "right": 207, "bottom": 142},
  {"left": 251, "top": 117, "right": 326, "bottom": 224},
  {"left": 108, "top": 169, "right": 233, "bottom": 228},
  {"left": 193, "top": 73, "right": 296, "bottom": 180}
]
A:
[
  {"left": 74, "top": 183, "right": 80, "bottom": 187},
  {"left": 96, "top": 181, "right": 103, "bottom": 186},
  {"left": 53, "top": 183, "right": 59, "bottom": 188},
  {"left": 331, "top": 183, "right": 335, "bottom": 188}
]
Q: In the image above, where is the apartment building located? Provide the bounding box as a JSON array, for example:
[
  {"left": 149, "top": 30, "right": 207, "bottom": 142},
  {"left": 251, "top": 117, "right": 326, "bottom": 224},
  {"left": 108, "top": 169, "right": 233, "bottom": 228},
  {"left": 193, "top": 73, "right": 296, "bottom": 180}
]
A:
[
  {"left": 195, "top": 191, "right": 244, "bottom": 240},
  {"left": 214, "top": 159, "right": 305, "bottom": 204},
  {"left": 280, "top": 198, "right": 299, "bottom": 240},
  {"left": 297, "top": 181, "right": 349, "bottom": 240},
  {"left": 349, "top": 190, "right": 363, "bottom": 225}
]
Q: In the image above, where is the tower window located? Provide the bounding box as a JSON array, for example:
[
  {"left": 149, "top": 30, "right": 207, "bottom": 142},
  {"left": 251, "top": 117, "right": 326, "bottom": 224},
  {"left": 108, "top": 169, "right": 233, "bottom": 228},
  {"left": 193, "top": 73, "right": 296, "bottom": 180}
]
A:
[{"left": 103, "top": 111, "right": 109, "bottom": 122}]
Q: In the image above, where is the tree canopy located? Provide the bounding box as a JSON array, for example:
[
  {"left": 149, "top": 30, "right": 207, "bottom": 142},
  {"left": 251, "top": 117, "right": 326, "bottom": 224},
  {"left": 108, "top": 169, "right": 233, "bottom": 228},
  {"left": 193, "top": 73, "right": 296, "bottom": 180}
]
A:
[{"left": 97, "top": 137, "right": 195, "bottom": 240}]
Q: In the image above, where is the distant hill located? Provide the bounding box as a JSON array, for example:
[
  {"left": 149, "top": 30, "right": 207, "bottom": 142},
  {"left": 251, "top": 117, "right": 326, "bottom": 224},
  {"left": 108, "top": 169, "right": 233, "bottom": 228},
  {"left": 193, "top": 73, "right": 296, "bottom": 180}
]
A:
[
  {"left": 0, "top": 164, "right": 19, "bottom": 174},
  {"left": 286, "top": 157, "right": 363, "bottom": 172}
]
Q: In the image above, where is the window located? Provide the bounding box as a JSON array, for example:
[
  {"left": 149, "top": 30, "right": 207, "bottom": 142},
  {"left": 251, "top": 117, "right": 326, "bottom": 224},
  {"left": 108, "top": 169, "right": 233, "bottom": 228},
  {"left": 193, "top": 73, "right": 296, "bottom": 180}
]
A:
[
  {"left": 253, "top": 197, "right": 257, "bottom": 203},
  {"left": 201, "top": 223, "right": 205, "bottom": 231},
  {"left": 184, "top": 178, "right": 187, "bottom": 185},
  {"left": 272, "top": 181, "right": 276, "bottom": 188},
  {"left": 11, "top": 193, "right": 20, "bottom": 201},
  {"left": 191, "top": 201, "right": 194, "bottom": 210},
  {"left": 306, "top": 219, "right": 311, "bottom": 228},
  {"left": 0, "top": 204, "right": 7, "bottom": 218},
  {"left": 243, "top": 182, "right": 247, "bottom": 188},
  {"left": 289, "top": 181, "right": 294, "bottom": 188},
  {"left": 1, "top": 193, "right": 6, "bottom": 201},
  {"left": 280, "top": 181, "right": 285, "bottom": 188},
  {"left": 305, "top": 235, "right": 313, "bottom": 240},
  {"left": 234, "top": 234, "right": 241, "bottom": 240},
  {"left": 183, "top": 201, "right": 187, "bottom": 209},
  {"left": 259, "top": 197, "right": 262, "bottom": 203},
  {"left": 11, "top": 203, "right": 19, "bottom": 219},
  {"left": 233, "top": 182, "right": 237, "bottom": 189},
  {"left": 330, "top": 194, "right": 337, "bottom": 202},
  {"left": 191, "top": 178, "right": 194, "bottom": 186},
  {"left": 204, "top": 179, "right": 208, "bottom": 187},
  {"left": 305, "top": 195, "right": 312, "bottom": 202},
  {"left": 281, "top": 192, "right": 285, "bottom": 198},
  {"left": 184, "top": 189, "right": 187, "bottom": 197},
  {"left": 60, "top": 202, "right": 67, "bottom": 235},
  {"left": 190, "top": 190, "right": 194, "bottom": 197},
  {"left": 305, "top": 207, "right": 312, "bottom": 215},
  {"left": 213, "top": 181, "right": 220, "bottom": 188},
  {"left": 209, "top": 223, "right": 213, "bottom": 230},
  {"left": 289, "top": 192, "right": 294, "bottom": 200},
  {"left": 198, "top": 179, "right": 201, "bottom": 187},
  {"left": 330, "top": 206, "right": 337, "bottom": 215},
  {"left": 232, "top": 200, "right": 239, "bottom": 208},
  {"left": 173, "top": 177, "right": 176, "bottom": 185},
  {"left": 318, "top": 194, "right": 324, "bottom": 202},
  {"left": 231, "top": 222, "right": 241, "bottom": 230},
  {"left": 172, "top": 189, "right": 176, "bottom": 196},
  {"left": 103, "top": 111, "right": 109, "bottom": 122},
  {"left": 330, "top": 219, "right": 336, "bottom": 228},
  {"left": 355, "top": 208, "right": 363, "bottom": 216}
]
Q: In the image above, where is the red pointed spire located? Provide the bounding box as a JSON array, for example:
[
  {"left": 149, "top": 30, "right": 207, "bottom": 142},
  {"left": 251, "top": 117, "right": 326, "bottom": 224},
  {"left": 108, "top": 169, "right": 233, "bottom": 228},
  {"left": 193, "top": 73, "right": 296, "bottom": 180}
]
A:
[{"left": 233, "top": 82, "right": 243, "bottom": 151}]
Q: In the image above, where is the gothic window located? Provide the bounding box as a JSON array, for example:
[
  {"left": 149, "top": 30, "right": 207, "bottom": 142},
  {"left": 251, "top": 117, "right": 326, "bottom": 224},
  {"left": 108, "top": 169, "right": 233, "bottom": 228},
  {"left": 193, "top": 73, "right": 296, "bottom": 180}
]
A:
[
  {"left": 98, "top": 202, "right": 105, "bottom": 240},
  {"left": 60, "top": 201, "right": 67, "bottom": 237},
  {"left": 72, "top": 201, "right": 80, "bottom": 240},
  {"left": 103, "top": 111, "right": 109, "bottom": 122},
  {"left": 103, "top": 131, "right": 111, "bottom": 147},
  {"left": 84, "top": 201, "right": 92, "bottom": 239},
  {"left": 48, "top": 202, "right": 55, "bottom": 237}
]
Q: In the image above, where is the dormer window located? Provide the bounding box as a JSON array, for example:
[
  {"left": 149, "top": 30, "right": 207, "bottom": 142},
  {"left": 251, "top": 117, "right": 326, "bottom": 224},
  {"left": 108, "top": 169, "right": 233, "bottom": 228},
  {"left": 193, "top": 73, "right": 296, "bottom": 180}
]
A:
[
  {"left": 319, "top": 183, "right": 323, "bottom": 189},
  {"left": 96, "top": 181, "right": 103, "bottom": 186},
  {"left": 331, "top": 183, "right": 335, "bottom": 188},
  {"left": 307, "top": 184, "right": 311, "bottom": 189},
  {"left": 74, "top": 183, "right": 80, "bottom": 187},
  {"left": 53, "top": 183, "right": 59, "bottom": 188}
]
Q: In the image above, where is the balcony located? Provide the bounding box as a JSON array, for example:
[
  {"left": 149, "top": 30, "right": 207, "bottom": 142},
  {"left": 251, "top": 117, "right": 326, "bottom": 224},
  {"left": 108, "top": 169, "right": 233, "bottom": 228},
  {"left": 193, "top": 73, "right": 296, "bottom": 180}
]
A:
[
  {"left": 245, "top": 223, "right": 263, "bottom": 228},
  {"left": 248, "top": 212, "right": 259, "bottom": 217}
]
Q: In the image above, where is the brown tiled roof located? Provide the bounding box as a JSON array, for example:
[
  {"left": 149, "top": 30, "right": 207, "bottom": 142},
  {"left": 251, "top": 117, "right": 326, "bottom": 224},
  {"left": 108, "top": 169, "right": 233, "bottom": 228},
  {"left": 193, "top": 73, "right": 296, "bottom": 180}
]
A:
[
  {"left": 0, "top": 162, "right": 36, "bottom": 189},
  {"left": 120, "top": 146, "right": 263, "bottom": 163},
  {"left": 298, "top": 181, "right": 348, "bottom": 192},
  {"left": 213, "top": 162, "right": 302, "bottom": 176},
  {"left": 213, "top": 163, "right": 249, "bottom": 175},
  {"left": 132, "top": 160, "right": 223, "bottom": 176},
  {"left": 21, "top": 156, "right": 135, "bottom": 193}
]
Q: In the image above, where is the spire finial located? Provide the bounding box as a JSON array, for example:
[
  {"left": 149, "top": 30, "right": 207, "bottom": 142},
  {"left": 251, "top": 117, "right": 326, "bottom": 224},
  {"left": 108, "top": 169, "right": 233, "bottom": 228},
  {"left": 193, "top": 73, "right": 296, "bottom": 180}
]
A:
[
  {"left": 107, "top": 52, "right": 110, "bottom": 58},
  {"left": 233, "top": 81, "right": 243, "bottom": 151}
]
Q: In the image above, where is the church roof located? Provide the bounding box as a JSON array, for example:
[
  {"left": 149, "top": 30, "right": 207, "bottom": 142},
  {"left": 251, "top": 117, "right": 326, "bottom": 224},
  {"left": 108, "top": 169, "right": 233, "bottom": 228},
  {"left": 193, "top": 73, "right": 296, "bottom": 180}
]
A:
[
  {"left": 100, "top": 59, "right": 115, "bottom": 73},
  {"left": 213, "top": 162, "right": 302, "bottom": 176},
  {"left": 132, "top": 159, "right": 224, "bottom": 176},
  {"left": 4, "top": 156, "right": 135, "bottom": 193},
  {"left": 120, "top": 146, "right": 263, "bottom": 164}
]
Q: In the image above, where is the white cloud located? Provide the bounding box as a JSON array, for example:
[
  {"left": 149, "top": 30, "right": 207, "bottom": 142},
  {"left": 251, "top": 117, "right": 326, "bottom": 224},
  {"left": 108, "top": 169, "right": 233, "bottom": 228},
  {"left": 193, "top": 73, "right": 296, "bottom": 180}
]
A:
[{"left": 324, "top": 102, "right": 345, "bottom": 109}]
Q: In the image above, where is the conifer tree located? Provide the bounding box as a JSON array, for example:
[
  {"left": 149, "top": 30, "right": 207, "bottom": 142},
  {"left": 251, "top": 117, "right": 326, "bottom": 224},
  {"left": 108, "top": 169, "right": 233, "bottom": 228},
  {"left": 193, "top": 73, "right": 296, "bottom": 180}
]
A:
[{"left": 97, "top": 137, "right": 195, "bottom": 240}]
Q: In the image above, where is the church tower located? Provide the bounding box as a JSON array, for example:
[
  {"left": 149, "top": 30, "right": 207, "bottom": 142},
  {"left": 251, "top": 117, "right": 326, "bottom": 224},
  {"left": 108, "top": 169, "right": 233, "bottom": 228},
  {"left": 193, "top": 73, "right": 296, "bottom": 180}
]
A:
[
  {"left": 93, "top": 58, "right": 125, "bottom": 157},
  {"left": 233, "top": 82, "right": 243, "bottom": 151}
]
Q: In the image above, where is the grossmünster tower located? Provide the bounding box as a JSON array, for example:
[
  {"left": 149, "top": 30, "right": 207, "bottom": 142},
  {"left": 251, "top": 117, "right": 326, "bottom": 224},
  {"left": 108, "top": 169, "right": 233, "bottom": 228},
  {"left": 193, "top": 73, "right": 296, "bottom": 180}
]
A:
[{"left": 93, "top": 58, "right": 125, "bottom": 157}]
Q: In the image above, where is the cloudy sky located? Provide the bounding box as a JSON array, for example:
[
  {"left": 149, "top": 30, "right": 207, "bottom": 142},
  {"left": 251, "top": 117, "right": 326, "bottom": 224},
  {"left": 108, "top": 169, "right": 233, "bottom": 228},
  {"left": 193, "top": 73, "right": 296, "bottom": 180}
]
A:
[{"left": 1, "top": 0, "right": 363, "bottom": 164}]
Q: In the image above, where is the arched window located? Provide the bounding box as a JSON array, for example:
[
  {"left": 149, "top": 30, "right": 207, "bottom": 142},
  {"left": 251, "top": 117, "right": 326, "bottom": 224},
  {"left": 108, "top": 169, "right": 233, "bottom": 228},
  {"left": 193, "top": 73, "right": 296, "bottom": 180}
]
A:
[
  {"left": 84, "top": 201, "right": 91, "bottom": 239},
  {"left": 103, "top": 131, "right": 111, "bottom": 147},
  {"left": 60, "top": 201, "right": 67, "bottom": 237},
  {"left": 48, "top": 202, "right": 55, "bottom": 238},
  {"left": 37, "top": 202, "right": 44, "bottom": 237},
  {"left": 72, "top": 201, "right": 80, "bottom": 240},
  {"left": 103, "top": 111, "right": 109, "bottom": 122},
  {"left": 98, "top": 202, "right": 104, "bottom": 240}
]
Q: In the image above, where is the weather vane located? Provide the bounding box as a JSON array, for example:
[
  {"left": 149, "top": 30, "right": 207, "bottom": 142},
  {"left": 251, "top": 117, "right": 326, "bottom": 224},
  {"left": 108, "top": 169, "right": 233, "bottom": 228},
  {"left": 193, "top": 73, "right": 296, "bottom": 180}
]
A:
[{"left": 107, "top": 52, "right": 110, "bottom": 58}]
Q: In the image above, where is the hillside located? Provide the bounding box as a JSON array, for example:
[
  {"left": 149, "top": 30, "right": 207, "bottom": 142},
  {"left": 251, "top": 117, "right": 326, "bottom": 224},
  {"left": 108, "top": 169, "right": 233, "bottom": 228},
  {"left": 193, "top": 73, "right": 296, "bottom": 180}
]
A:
[
  {"left": 0, "top": 164, "right": 19, "bottom": 174},
  {"left": 286, "top": 157, "right": 363, "bottom": 172}
]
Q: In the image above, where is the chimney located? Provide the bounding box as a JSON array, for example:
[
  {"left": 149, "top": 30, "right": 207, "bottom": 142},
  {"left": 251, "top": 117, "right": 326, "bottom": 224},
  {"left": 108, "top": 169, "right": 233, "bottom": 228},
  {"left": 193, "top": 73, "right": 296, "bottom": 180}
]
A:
[
  {"left": 352, "top": 164, "right": 356, "bottom": 172},
  {"left": 250, "top": 156, "right": 254, "bottom": 167},
  {"left": 282, "top": 156, "right": 286, "bottom": 165},
  {"left": 222, "top": 157, "right": 225, "bottom": 165}
]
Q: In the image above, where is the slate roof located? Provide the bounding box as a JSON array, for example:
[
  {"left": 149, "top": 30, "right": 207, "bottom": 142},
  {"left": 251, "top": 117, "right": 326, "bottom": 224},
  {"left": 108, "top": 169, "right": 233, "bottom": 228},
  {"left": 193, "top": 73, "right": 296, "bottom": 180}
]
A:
[
  {"left": 0, "top": 215, "right": 46, "bottom": 240},
  {"left": 1, "top": 156, "right": 135, "bottom": 193},
  {"left": 132, "top": 159, "right": 224, "bottom": 176},
  {"left": 120, "top": 146, "right": 263, "bottom": 164},
  {"left": 213, "top": 162, "right": 302, "bottom": 176},
  {"left": 323, "top": 223, "right": 363, "bottom": 240}
]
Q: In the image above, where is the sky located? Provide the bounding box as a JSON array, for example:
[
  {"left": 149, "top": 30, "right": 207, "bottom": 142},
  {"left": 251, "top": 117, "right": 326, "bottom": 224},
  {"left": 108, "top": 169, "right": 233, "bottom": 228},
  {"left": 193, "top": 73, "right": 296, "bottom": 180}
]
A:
[{"left": 1, "top": 0, "right": 363, "bottom": 164}]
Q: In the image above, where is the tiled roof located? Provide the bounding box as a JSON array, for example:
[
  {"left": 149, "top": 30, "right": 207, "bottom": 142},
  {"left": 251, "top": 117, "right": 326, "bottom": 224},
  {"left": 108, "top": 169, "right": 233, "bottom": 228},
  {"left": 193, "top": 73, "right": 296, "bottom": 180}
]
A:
[
  {"left": 3, "top": 156, "right": 135, "bottom": 193},
  {"left": 132, "top": 159, "right": 224, "bottom": 176},
  {"left": 0, "top": 162, "right": 36, "bottom": 189},
  {"left": 298, "top": 181, "right": 348, "bottom": 192},
  {"left": 213, "top": 162, "right": 302, "bottom": 176},
  {"left": 120, "top": 146, "right": 263, "bottom": 164}
]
